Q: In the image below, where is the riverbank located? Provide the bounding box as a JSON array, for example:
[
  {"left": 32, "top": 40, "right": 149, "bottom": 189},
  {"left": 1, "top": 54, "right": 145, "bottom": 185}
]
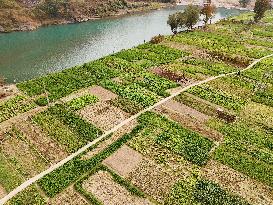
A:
[
  {"left": 0, "top": 1, "right": 173, "bottom": 33},
  {"left": 177, "top": 0, "right": 255, "bottom": 10}
]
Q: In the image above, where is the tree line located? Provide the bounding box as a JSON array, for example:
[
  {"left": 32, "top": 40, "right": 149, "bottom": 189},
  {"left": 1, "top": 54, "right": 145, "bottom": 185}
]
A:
[{"left": 168, "top": 0, "right": 272, "bottom": 34}]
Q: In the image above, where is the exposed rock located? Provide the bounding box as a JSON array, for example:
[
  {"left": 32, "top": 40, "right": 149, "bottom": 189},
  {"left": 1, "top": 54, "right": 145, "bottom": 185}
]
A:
[{"left": 0, "top": 25, "right": 4, "bottom": 32}]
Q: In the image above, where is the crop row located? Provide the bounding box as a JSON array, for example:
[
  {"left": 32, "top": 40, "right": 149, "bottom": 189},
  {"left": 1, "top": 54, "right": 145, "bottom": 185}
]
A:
[
  {"left": 100, "top": 80, "right": 159, "bottom": 108},
  {"left": 121, "top": 71, "right": 179, "bottom": 97},
  {"left": 17, "top": 43, "right": 185, "bottom": 102},
  {"left": 17, "top": 59, "right": 121, "bottom": 101},
  {"left": 110, "top": 96, "right": 144, "bottom": 114},
  {"left": 167, "top": 178, "right": 249, "bottom": 205},
  {"left": 38, "top": 124, "right": 144, "bottom": 197},
  {"left": 65, "top": 94, "right": 98, "bottom": 111},
  {"left": 167, "top": 30, "right": 271, "bottom": 65},
  {"left": 8, "top": 185, "right": 45, "bottom": 205},
  {"left": 0, "top": 95, "right": 36, "bottom": 123},
  {"left": 187, "top": 85, "right": 246, "bottom": 112},
  {"left": 114, "top": 43, "right": 188, "bottom": 67},
  {"left": 138, "top": 111, "right": 214, "bottom": 166},
  {"left": 33, "top": 104, "right": 102, "bottom": 153},
  {"left": 37, "top": 110, "right": 214, "bottom": 197},
  {"left": 210, "top": 119, "right": 273, "bottom": 188}
]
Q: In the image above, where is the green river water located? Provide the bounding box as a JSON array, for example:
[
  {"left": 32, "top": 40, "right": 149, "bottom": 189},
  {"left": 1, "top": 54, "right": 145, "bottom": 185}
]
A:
[{"left": 0, "top": 6, "right": 244, "bottom": 83}]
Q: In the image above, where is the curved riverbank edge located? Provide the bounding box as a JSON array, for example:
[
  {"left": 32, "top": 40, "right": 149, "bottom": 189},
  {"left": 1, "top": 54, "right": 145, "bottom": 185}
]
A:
[{"left": 0, "top": 2, "right": 173, "bottom": 34}]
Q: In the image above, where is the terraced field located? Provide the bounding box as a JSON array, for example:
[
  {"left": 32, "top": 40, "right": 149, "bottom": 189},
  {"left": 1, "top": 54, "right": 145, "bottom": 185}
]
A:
[{"left": 1, "top": 10, "right": 273, "bottom": 205}]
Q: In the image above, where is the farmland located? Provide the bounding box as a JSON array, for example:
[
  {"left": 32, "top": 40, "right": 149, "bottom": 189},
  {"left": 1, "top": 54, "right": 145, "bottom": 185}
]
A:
[{"left": 0, "top": 10, "right": 273, "bottom": 205}]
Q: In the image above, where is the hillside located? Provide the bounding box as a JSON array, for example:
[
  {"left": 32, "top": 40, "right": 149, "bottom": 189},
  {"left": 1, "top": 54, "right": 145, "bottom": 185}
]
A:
[
  {"left": 0, "top": 10, "right": 273, "bottom": 205},
  {"left": 0, "top": 0, "right": 173, "bottom": 32}
]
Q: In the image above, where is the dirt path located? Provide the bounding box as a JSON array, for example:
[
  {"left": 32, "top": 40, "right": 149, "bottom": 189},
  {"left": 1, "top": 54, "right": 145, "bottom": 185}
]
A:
[{"left": 1, "top": 53, "right": 273, "bottom": 204}]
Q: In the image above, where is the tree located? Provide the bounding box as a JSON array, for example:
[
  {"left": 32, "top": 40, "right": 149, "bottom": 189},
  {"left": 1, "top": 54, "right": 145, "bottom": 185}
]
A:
[
  {"left": 254, "top": 0, "right": 270, "bottom": 22},
  {"left": 167, "top": 12, "right": 180, "bottom": 34},
  {"left": 167, "top": 5, "right": 200, "bottom": 33},
  {"left": 239, "top": 0, "right": 251, "bottom": 8},
  {"left": 181, "top": 5, "right": 201, "bottom": 30},
  {"left": 201, "top": 1, "right": 216, "bottom": 26}
]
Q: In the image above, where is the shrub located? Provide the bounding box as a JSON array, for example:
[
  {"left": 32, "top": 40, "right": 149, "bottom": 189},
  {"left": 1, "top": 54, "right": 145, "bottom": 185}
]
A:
[
  {"left": 35, "top": 96, "right": 49, "bottom": 106},
  {"left": 150, "top": 35, "right": 165, "bottom": 44}
]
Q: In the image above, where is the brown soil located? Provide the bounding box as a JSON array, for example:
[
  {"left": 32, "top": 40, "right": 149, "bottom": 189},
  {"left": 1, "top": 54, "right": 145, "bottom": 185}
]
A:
[
  {"left": 160, "top": 99, "right": 211, "bottom": 123},
  {"left": 161, "top": 41, "right": 212, "bottom": 60},
  {"left": 127, "top": 159, "right": 180, "bottom": 204},
  {"left": 82, "top": 120, "right": 138, "bottom": 160},
  {"left": 15, "top": 119, "right": 68, "bottom": 164},
  {"left": 151, "top": 67, "right": 193, "bottom": 86},
  {"left": 89, "top": 86, "right": 118, "bottom": 102},
  {"left": 82, "top": 170, "right": 152, "bottom": 205},
  {"left": 154, "top": 99, "right": 223, "bottom": 142},
  {"left": 154, "top": 105, "right": 223, "bottom": 142},
  {"left": 103, "top": 145, "right": 143, "bottom": 177},
  {"left": 0, "top": 84, "right": 19, "bottom": 102},
  {"left": 47, "top": 186, "right": 89, "bottom": 205},
  {"left": 202, "top": 160, "right": 273, "bottom": 205},
  {"left": 78, "top": 101, "right": 130, "bottom": 131},
  {"left": 0, "top": 184, "right": 6, "bottom": 199},
  {"left": 166, "top": 86, "right": 183, "bottom": 95}
]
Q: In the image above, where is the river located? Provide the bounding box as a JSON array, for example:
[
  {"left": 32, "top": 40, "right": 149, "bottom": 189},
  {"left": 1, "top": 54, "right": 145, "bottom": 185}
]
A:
[{"left": 0, "top": 6, "right": 245, "bottom": 83}]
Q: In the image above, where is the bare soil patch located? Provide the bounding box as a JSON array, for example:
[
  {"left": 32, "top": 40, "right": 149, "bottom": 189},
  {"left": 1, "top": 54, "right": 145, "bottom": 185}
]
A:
[
  {"left": 47, "top": 186, "right": 88, "bottom": 205},
  {"left": 154, "top": 106, "right": 223, "bottom": 142},
  {"left": 0, "top": 184, "right": 6, "bottom": 198},
  {"left": 202, "top": 160, "right": 273, "bottom": 205},
  {"left": 151, "top": 67, "right": 189, "bottom": 84},
  {"left": 82, "top": 120, "right": 138, "bottom": 160},
  {"left": 0, "top": 84, "right": 19, "bottom": 102},
  {"left": 82, "top": 170, "right": 152, "bottom": 205},
  {"left": 161, "top": 41, "right": 212, "bottom": 60},
  {"left": 127, "top": 159, "right": 180, "bottom": 204},
  {"left": 166, "top": 86, "right": 183, "bottom": 95},
  {"left": 154, "top": 99, "right": 223, "bottom": 142},
  {"left": 78, "top": 101, "right": 129, "bottom": 131},
  {"left": 89, "top": 85, "right": 117, "bottom": 101},
  {"left": 103, "top": 145, "right": 143, "bottom": 177},
  {"left": 16, "top": 119, "right": 68, "bottom": 164},
  {"left": 160, "top": 99, "right": 211, "bottom": 123}
]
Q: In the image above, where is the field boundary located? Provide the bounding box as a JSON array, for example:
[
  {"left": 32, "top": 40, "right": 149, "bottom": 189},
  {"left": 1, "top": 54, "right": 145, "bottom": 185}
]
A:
[{"left": 1, "top": 53, "right": 273, "bottom": 204}]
